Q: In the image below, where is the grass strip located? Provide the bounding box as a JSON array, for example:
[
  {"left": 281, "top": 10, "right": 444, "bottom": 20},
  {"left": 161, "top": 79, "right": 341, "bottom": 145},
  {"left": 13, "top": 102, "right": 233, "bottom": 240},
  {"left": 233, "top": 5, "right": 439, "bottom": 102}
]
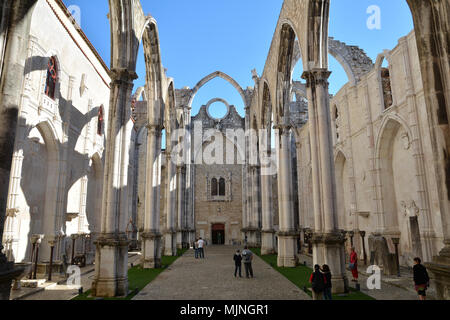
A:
[
  {"left": 251, "top": 248, "right": 374, "bottom": 300},
  {"left": 73, "top": 248, "right": 188, "bottom": 300}
]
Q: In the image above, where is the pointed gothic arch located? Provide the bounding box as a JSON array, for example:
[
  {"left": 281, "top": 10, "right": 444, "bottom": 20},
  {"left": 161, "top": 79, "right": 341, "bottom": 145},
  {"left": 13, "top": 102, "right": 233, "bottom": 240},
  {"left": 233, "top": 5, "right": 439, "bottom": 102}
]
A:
[{"left": 188, "top": 71, "right": 247, "bottom": 110}]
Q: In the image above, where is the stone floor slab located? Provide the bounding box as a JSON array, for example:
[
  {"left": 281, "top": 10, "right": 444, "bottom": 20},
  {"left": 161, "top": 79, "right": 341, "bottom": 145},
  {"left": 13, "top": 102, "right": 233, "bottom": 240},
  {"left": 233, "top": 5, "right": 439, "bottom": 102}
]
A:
[{"left": 134, "top": 246, "right": 310, "bottom": 300}]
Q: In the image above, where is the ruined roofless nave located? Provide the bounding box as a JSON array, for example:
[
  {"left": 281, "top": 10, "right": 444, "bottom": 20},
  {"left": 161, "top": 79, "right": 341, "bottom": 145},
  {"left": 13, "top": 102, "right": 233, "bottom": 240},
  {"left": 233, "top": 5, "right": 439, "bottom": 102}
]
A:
[{"left": 0, "top": 0, "right": 449, "bottom": 300}]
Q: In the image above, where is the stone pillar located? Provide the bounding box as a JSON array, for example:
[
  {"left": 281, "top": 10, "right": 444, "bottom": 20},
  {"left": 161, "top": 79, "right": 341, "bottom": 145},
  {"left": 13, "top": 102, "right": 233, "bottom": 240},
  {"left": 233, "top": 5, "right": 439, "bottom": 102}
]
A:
[
  {"left": 91, "top": 69, "right": 136, "bottom": 298},
  {"left": 250, "top": 165, "right": 262, "bottom": 247},
  {"left": 275, "top": 124, "right": 298, "bottom": 267},
  {"left": 302, "top": 69, "right": 348, "bottom": 293},
  {"left": 407, "top": 0, "right": 450, "bottom": 299},
  {"left": 4, "top": 147, "right": 24, "bottom": 261},
  {"left": 164, "top": 155, "right": 177, "bottom": 256},
  {"left": 0, "top": 0, "right": 36, "bottom": 300},
  {"left": 261, "top": 150, "right": 275, "bottom": 254},
  {"left": 176, "top": 166, "right": 186, "bottom": 249},
  {"left": 295, "top": 141, "right": 304, "bottom": 253},
  {"left": 141, "top": 124, "right": 163, "bottom": 269}
]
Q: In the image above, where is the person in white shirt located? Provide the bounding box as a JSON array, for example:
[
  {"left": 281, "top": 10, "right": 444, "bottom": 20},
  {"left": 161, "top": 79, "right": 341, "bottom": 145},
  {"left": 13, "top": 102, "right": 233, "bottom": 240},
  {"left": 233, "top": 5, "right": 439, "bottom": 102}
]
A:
[{"left": 197, "top": 238, "right": 205, "bottom": 259}]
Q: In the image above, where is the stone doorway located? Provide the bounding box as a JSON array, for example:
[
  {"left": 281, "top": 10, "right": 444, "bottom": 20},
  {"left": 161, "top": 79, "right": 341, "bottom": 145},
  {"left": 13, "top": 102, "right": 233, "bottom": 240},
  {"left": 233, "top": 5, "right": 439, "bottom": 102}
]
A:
[{"left": 212, "top": 224, "right": 225, "bottom": 245}]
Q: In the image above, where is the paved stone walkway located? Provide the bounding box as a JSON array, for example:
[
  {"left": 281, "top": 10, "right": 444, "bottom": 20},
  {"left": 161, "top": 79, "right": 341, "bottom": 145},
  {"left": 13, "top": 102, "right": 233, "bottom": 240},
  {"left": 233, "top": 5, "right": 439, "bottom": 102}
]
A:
[{"left": 134, "top": 246, "right": 310, "bottom": 300}]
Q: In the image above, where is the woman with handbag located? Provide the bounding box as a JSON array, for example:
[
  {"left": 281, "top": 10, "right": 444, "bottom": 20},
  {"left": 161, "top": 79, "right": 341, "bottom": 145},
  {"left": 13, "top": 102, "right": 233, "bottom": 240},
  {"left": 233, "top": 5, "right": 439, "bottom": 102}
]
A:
[{"left": 349, "top": 247, "right": 359, "bottom": 282}]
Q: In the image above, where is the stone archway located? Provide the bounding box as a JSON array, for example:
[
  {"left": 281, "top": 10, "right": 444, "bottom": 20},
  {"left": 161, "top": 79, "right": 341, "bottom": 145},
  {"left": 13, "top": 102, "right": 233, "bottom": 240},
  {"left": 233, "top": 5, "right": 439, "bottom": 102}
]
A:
[
  {"left": 375, "top": 117, "right": 423, "bottom": 266},
  {"left": 188, "top": 71, "right": 248, "bottom": 110},
  {"left": 92, "top": 0, "right": 169, "bottom": 297}
]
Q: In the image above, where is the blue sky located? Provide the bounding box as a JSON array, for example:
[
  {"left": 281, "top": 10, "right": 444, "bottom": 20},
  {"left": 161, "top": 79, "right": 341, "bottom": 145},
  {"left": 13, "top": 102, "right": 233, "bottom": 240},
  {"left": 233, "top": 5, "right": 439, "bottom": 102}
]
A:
[{"left": 63, "top": 0, "right": 413, "bottom": 118}]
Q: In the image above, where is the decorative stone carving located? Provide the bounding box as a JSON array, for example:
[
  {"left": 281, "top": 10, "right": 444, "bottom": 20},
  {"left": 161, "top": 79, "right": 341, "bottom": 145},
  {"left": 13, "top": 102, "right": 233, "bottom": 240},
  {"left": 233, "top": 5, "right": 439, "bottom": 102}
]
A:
[
  {"left": 400, "top": 131, "right": 411, "bottom": 150},
  {"left": 400, "top": 200, "right": 420, "bottom": 217},
  {"left": 80, "top": 73, "right": 88, "bottom": 97}
]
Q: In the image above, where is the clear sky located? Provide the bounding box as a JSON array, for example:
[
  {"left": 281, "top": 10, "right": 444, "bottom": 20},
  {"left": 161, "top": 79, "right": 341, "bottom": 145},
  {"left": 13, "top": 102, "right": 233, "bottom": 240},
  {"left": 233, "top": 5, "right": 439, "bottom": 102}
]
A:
[{"left": 63, "top": 0, "right": 414, "bottom": 118}]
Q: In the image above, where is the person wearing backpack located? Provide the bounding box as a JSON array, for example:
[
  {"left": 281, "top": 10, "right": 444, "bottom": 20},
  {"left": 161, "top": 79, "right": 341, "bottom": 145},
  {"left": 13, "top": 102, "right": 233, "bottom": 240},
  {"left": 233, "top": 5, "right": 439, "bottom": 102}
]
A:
[{"left": 309, "top": 264, "right": 326, "bottom": 300}]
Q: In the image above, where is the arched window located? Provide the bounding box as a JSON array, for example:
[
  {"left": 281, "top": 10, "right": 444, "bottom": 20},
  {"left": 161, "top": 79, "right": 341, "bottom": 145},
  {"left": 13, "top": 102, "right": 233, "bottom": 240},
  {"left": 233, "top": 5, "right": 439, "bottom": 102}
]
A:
[
  {"left": 97, "top": 105, "right": 104, "bottom": 136},
  {"left": 381, "top": 67, "right": 393, "bottom": 109},
  {"left": 211, "top": 178, "right": 218, "bottom": 196},
  {"left": 219, "top": 178, "right": 226, "bottom": 196},
  {"left": 334, "top": 105, "right": 340, "bottom": 141},
  {"left": 45, "top": 56, "right": 58, "bottom": 99}
]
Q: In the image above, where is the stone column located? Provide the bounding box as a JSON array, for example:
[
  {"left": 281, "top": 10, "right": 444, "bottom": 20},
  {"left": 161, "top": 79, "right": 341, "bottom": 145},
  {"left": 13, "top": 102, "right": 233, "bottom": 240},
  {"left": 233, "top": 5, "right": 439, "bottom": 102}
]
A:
[
  {"left": 141, "top": 123, "right": 163, "bottom": 269},
  {"left": 164, "top": 155, "right": 177, "bottom": 256},
  {"left": 275, "top": 124, "right": 298, "bottom": 267},
  {"left": 4, "top": 147, "right": 24, "bottom": 261},
  {"left": 407, "top": 0, "right": 450, "bottom": 299},
  {"left": 261, "top": 151, "right": 275, "bottom": 254},
  {"left": 250, "top": 165, "right": 262, "bottom": 247},
  {"left": 91, "top": 69, "right": 136, "bottom": 298},
  {"left": 0, "top": 0, "right": 36, "bottom": 300},
  {"left": 176, "top": 166, "right": 186, "bottom": 249},
  {"left": 295, "top": 141, "right": 306, "bottom": 254},
  {"left": 302, "top": 69, "right": 347, "bottom": 293}
]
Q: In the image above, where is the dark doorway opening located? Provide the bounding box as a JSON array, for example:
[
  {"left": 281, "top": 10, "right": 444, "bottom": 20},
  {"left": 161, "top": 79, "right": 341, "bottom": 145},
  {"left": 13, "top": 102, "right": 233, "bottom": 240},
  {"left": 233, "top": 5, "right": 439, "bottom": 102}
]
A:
[{"left": 212, "top": 224, "right": 225, "bottom": 245}]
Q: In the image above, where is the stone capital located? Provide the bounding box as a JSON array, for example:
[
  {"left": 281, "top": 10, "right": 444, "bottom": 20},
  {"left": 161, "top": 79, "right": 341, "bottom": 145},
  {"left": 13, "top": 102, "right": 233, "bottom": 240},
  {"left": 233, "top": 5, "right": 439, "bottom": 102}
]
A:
[
  {"left": 273, "top": 124, "right": 292, "bottom": 136},
  {"left": 311, "top": 231, "right": 346, "bottom": 245},
  {"left": 164, "top": 228, "right": 177, "bottom": 235},
  {"left": 176, "top": 166, "right": 186, "bottom": 174},
  {"left": 146, "top": 123, "right": 163, "bottom": 136},
  {"left": 277, "top": 230, "right": 299, "bottom": 237},
  {"left": 110, "top": 68, "right": 138, "bottom": 85},
  {"left": 302, "top": 68, "right": 332, "bottom": 88},
  {"left": 141, "top": 231, "right": 162, "bottom": 240},
  {"left": 95, "top": 236, "right": 130, "bottom": 248},
  {"left": 31, "top": 234, "right": 44, "bottom": 245}
]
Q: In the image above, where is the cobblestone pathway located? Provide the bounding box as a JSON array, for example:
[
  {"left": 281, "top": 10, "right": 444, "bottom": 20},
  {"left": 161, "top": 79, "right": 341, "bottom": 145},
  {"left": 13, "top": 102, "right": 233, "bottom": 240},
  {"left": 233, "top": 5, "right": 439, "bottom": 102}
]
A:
[{"left": 134, "top": 246, "right": 310, "bottom": 300}]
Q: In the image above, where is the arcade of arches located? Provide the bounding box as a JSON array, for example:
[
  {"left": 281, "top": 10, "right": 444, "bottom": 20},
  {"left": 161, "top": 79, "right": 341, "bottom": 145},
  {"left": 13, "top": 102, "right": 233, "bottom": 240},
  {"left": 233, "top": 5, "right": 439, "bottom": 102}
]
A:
[{"left": 0, "top": 0, "right": 449, "bottom": 300}]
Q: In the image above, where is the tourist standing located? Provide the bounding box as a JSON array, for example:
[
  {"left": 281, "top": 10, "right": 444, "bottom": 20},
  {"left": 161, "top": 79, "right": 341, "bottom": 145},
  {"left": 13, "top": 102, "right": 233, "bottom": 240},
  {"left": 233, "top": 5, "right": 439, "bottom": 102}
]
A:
[
  {"left": 309, "top": 264, "right": 326, "bottom": 300},
  {"left": 349, "top": 247, "right": 359, "bottom": 282},
  {"left": 241, "top": 246, "right": 254, "bottom": 278},
  {"left": 322, "top": 264, "right": 332, "bottom": 300},
  {"left": 197, "top": 237, "right": 205, "bottom": 259},
  {"left": 193, "top": 239, "right": 199, "bottom": 259},
  {"left": 413, "top": 257, "right": 430, "bottom": 301},
  {"left": 233, "top": 250, "right": 242, "bottom": 278}
]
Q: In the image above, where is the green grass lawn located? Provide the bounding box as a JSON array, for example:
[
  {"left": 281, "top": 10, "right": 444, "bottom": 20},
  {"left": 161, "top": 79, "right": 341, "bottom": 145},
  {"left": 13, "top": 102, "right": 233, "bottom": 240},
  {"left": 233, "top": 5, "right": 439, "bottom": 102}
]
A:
[
  {"left": 251, "top": 248, "right": 374, "bottom": 300},
  {"left": 73, "top": 248, "right": 188, "bottom": 300}
]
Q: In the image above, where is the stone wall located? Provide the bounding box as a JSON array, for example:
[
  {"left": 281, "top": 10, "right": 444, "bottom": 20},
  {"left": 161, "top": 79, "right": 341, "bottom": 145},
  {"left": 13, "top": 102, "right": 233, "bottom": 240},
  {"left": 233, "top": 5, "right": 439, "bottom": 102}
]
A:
[
  {"left": 2, "top": 0, "right": 111, "bottom": 264},
  {"left": 191, "top": 105, "right": 245, "bottom": 245},
  {"left": 296, "top": 31, "right": 443, "bottom": 267}
]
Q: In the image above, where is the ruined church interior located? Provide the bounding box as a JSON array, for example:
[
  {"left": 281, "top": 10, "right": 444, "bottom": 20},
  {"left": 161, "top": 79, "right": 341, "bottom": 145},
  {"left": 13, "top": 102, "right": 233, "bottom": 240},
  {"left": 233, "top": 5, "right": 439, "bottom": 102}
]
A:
[{"left": 0, "top": 0, "right": 449, "bottom": 303}]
